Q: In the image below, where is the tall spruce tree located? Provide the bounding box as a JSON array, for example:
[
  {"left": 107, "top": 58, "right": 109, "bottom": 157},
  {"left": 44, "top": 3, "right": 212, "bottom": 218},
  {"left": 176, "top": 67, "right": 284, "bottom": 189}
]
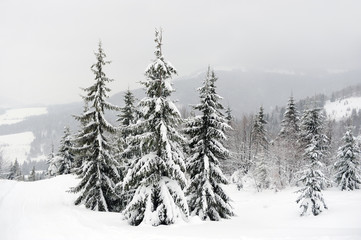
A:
[
  {"left": 71, "top": 41, "right": 121, "bottom": 212},
  {"left": 251, "top": 106, "right": 268, "bottom": 155},
  {"left": 116, "top": 89, "right": 138, "bottom": 159},
  {"left": 114, "top": 89, "right": 138, "bottom": 209},
  {"left": 117, "top": 89, "right": 137, "bottom": 135},
  {"left": 334, "top": 129, "right": 361, "bottom": 191},
  {"left": 276, "top": 96, "right": 301, "bottom": 186},
  {"left": 279, "top": 96, "right": 300, "bottom": 139},
  {"left": 296, "top": 108, "right": 328, "bottom": 216},
  {"left": 251, "top": 106, "right": 270, "bottom": 190},
  {"left": 54, "top": 127, "right": 74, "bottom": 175},
  {"left": 122, "top": 29, "right": 188, "bottom": 226},
  {"left": 185, "top": 67, "right": 233, "bottom": 221}
]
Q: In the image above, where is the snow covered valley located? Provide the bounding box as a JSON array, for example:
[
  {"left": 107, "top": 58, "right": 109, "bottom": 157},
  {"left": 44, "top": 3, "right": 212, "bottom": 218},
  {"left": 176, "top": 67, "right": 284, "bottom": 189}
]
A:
[
  {"left": 0, "top": 132, "right": 35, "bottom": 165},
  {"left": 324, "top": 97, "right": 361, "bottom": 121},
  {"left": 0, "top": 107, "right": 47, "bottom": 126},
  {"left": 0, "top": 175, "right": 360, "bottom": 240}
]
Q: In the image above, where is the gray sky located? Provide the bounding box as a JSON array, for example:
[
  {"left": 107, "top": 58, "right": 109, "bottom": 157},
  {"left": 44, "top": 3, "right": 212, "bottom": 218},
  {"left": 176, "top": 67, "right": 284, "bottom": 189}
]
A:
[{"left": 1, "top": 0, "right": 361, "bottom": 106}]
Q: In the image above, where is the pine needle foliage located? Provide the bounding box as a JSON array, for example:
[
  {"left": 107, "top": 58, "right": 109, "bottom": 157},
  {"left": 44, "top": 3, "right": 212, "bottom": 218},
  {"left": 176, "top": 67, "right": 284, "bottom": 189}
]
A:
[
  {"left": 122, "top": 29, "right": 188, "bottom": 226},
  {"left": 334, "top": 129, "right": 361, "bottom": 191},
  {"left": 71, "top": 41, "right": 122, "bottom": 212},
  {"left": 296, "top": 108, "right": 328, "bottom": 216},
  {"left": 185, "top": 67, "right": 233, "bottom": 221}
]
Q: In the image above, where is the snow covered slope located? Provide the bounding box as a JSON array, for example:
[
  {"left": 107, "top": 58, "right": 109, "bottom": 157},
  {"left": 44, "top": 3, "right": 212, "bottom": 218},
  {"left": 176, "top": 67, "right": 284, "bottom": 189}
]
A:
[
  {"left": 0, "top": 132, "right": 35, "bottom": 164},
  {"left": 324, "top": 97, "right": 361, "bottom": 121},
  {"left": 0, "top": 107, "right": 47, "bottom": 126},
  {"left": 0, "top": 175, "right": 360, "bottom": 240}
]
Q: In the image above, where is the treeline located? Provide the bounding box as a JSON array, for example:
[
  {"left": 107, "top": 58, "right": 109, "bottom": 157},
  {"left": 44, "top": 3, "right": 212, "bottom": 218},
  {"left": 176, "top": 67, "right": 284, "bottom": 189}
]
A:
[{"left": 4, "top": 158, "right": 46, "bottom": 181}]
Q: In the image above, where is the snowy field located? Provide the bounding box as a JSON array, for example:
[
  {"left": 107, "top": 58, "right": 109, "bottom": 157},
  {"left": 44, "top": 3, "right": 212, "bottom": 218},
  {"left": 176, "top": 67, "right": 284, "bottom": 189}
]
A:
[
  {"left": 0, "top": 107, "right": 47, "bottom": 126},
  {"left": 0, "top": 132, "right": 35, "bottom": 164},
  {"left": 0, "top": 175, "right": 360, "bottom": 240},
  {"left": 324, "top": 97, "right": 361, "bottom": 121}
]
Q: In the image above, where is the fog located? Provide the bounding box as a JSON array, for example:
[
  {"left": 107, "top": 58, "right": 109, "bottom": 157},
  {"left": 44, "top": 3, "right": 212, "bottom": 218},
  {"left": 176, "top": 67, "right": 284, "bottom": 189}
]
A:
[{"left": 1, "top": 0, "right": 361, "bottom": 106}]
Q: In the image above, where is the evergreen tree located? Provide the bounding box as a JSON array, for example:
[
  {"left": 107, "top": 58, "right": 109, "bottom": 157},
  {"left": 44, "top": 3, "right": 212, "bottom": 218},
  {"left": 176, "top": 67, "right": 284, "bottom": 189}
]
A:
[
  {"left": 118, "top": 89, "right": 137, "bottom": 136},
  {"left": 185, "top": 67, "right": 233, "bottom": 221},
  {"left": 29, "top": 166, "right": 36, "bottom": 181},
  {"left": 253, "top": 151, "right": 271, "bottom": 190},
  {"left": 251, "top": 106, "right": 270, "bottom": 190},
  {"left": 251, "top": 106, "right": 268, "bottom": 155},
  {"left": 8, "top": 159, "right": 21, "bottom": 180},
  {"left": 47, "top": 143, "right": 56, "bottom": 176},
  {"left": 296, "top": 108, "right": 328, "bottom": 216},
  {"left": 276, "top": 96, "right": 301, "bottom": 186},
  {"left": 71, "top": 41, "right": 121, "bottom": 212},
  {"left": 114, "top": 89, "right": 138, "bottom": 209},
  {"left": 116, "top": 89, "right": 138, "bottom": 160},
  {"left": 279, "top": 96, "right": 300, "bottom": 139},
  {"left": 122, "top": 29, "right": 188, "bottom": 226},
  {"left": 54, "top": 127, "right": 75, "bottom": 175},
  {"left": 334, "top": 129, "right": 361, "bottom": 190},
  {"left": 299, "top": 108, "right": 328, "bottom": 155}
]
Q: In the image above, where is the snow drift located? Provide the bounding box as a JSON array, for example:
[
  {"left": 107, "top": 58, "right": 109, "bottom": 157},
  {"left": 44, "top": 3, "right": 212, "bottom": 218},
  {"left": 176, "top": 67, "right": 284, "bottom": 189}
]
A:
[{"left": 1, "top": 175, "right": 361, "bottom": 240}]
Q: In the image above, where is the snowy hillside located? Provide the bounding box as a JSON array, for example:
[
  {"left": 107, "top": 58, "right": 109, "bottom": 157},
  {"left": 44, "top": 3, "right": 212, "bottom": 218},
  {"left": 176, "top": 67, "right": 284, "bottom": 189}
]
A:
[
  {"left": 0, "top": 132, "right": 35, "bottom": 164},
  {"left": 324, "top": 97, "right": 361, "bottom": 121},
  {"left": 0, "top": 175, "right": 360, "bottom": 240},
  {"left": 0, "top": 107, "right": 47, "bottom": 126}
]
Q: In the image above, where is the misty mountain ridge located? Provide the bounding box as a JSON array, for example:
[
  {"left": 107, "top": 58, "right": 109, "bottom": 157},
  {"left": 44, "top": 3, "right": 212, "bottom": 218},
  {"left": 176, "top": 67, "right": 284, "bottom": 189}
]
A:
[
  {"left": 0, "top": 68, "right": 361, "bottom": 171},
  {"left": 110, "top": 68, "right": 361, "bottom": 116}
]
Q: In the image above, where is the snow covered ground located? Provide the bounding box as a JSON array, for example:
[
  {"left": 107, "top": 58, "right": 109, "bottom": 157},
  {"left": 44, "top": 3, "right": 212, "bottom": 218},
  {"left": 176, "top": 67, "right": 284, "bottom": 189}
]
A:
[
  {"left": 324, "top": 97, "right": 361, "bottom": 121},
  {"left": 0, "top": 132, "right": 35, "bottom": 164},
  {"left": 0, "top": 175, "right": 360, "bottom": 240},
  {"left": 0, "top": 107, "right": 47, "bottom": 126}
]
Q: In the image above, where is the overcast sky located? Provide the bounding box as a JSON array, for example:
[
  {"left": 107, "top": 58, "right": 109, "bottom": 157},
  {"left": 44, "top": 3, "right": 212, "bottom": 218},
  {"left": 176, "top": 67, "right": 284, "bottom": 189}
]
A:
[{"left": 1, "top": 0, "right": 361, "bottom": 106}]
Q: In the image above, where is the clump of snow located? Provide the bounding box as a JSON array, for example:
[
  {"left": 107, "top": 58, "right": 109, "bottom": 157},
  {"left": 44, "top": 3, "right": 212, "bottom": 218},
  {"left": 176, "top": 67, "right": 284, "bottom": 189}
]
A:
[
  {"left": 0, "top": 132, "right": 35, "bottom": 164},
  {"left": 1, "top": 175, "right": 361, "bottom": 240},
  {"left": 0, "top": 107, "right": 47, "bottom": 126},
  {"left": 324, "top": 97, "right": 361, "bottom": 121}
]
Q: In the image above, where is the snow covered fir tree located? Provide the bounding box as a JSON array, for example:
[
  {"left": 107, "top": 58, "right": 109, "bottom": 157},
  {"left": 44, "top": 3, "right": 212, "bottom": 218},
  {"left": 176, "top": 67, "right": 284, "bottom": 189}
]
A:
[
  {"left": 334, "top": 129, "right": 361, "bottom": 191},
  {"left": 48, "top": 127, "right": 74, "bottom": 176},
  {"left": 251, "top": 106, "right": 269, "bottom": 156},
  {"left": 185, "top": 67, "right": 233, "bottom": 221},
  {"left": 117, "top": 89, "right": 137, "bottom": 137},
  {"left": 122, "top": 29, "right": 188, "bottom": 226},
  {"left": 71, "top": 41, "right": 122, "bottom": 212},
  {"left": 7, "top": 159, "right": 22, "bottom": 180},
  {"left": 251, "top": 106, "right": 270, "bottom": 190},
  {"left": 114, "top": 89, "right": 138, "bottom": 209},
  {"left": 116, "top": 89, "right": 138, "bottom": 160},
  {"left": 296, "top": 108, "right": 329, "bottom": 216},
  {"left": 275, "top": 95, "right": 301, "bottom": 186}
]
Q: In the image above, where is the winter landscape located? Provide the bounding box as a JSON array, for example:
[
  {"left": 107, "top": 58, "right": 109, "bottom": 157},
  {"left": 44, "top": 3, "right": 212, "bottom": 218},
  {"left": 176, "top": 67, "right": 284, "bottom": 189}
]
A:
[{"left": 1, "top": 1, "right": 361, "bottom": 240}]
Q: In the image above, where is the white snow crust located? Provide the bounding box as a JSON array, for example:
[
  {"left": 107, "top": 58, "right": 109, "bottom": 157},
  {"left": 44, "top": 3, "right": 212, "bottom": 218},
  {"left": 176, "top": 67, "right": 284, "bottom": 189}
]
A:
[
  {"left": 324, "top": 97, "right": 361, "bottom": 121},
  {"left": 1, "top": 175, "right": 361, "bottom": 240},
  {"left": 0, "top": 107, "right": 47, "bottom": 126}
]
